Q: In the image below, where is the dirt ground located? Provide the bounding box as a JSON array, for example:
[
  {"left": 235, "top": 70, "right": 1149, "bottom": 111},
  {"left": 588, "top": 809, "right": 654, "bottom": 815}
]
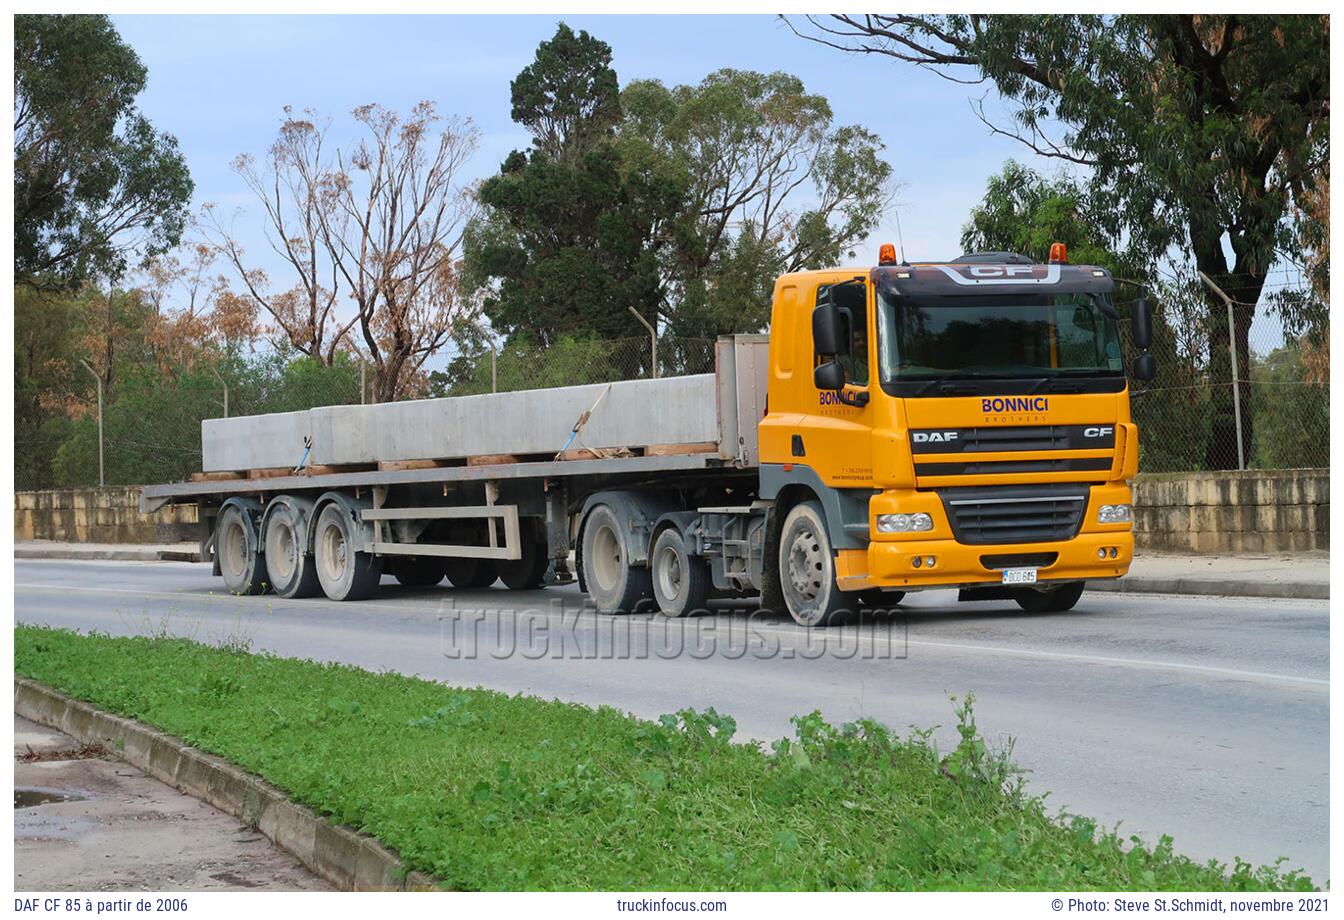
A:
[{"left": 14, "top": 715, "right": 329, "bottom": 891}]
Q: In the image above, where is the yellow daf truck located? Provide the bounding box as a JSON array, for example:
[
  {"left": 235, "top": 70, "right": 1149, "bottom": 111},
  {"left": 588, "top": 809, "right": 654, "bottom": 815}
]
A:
[{"left": 143, "top": 244, "right": 1155, "bottom": 626}]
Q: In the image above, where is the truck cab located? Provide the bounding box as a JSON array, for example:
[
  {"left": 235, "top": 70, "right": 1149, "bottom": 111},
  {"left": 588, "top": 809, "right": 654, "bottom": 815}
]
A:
[{"left": 757, "top": 246, "right": 1155, "bottom": 624}]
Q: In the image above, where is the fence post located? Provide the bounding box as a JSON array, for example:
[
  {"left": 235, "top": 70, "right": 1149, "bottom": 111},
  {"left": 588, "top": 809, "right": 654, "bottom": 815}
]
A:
[
  {"left": 628, "top": 307, "right": 658, "bottom": 378},
  {"left": 491, "top": 343, "right": 498, "bottom": 393},
  {"left": 79, "top": 360, "right": 105, "bottom": 487},
  {"left": 360, "top": 360, "right": 366, "bottom": 405},
  {"left": 210, "top": 366, "right": 228, "bottom": 418},
  {"left": 1198, "top": 271, "right": 1246, "bottom": 471}
]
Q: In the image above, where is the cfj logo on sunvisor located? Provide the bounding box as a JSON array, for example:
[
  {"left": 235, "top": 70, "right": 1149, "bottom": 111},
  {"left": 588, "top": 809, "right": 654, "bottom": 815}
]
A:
[{"left": 981, "top": 396, "right": 1049, "bottom": 413}]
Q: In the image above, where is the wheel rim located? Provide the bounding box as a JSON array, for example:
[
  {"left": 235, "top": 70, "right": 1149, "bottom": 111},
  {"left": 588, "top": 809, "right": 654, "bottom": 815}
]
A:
[
  {"left": 320, "top": 520, "right": 347, "bottom": 584},
  {"left": 590, "top": 523, "right": 622, "bottom": 593},
  {"left": 222, "top": 517, "right": 248, "bottom": 579},
  {"left": 267, "top": 520, "right": 297, "bottom": 581},
  {"left": 654, "top": 543, "right": 682, "bottom": 603},
  {"left": 787, "top": 525, "right": 825, "bottom": 601}
]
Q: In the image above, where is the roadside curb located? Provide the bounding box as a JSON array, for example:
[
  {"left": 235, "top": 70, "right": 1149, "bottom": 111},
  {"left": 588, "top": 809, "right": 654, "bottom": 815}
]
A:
[
  {"left": 14, "top": 547, "right": 203, "bottom": 563},
  {"left": 1088, "top": 577, "right": 1328, "bottom": 601},
  {"left": 13, "top": 677, "right": 439, "bottom": 892}
]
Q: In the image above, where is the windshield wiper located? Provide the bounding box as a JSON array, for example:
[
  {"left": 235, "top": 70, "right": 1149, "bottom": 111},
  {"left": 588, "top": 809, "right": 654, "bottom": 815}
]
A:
[{"left": 911, "top": 377, "right": 981, "bottom": 397}]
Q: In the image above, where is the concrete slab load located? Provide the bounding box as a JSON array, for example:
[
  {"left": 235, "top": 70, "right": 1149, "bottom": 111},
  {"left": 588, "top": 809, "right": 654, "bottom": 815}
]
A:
[{"left": 203, "top": 373, "right": 726, "bottom": 471}]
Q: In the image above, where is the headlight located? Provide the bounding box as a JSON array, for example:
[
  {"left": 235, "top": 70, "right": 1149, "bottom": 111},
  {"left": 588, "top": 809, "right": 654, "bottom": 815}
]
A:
[
  {"left": 876, "top": 512, "right": 934, "bottom": 533},
  {"left": 1097, "top": 503, "right": 1133, "bottom": 524}
]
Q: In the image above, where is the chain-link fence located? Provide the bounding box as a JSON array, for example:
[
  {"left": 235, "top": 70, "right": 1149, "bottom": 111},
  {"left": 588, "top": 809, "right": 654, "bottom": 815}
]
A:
[
  {"left": 21, "top": 303, "right": 1327, "bottom": 491},
  {"left": 1120, "top": 283, "right": 1328, "bottom": 474}
]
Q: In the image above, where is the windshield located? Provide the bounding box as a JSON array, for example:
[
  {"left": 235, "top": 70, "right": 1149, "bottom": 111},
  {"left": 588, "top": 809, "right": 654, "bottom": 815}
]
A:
[{"left": 877, "top": 290, "right": 1124, "bottom": 383}]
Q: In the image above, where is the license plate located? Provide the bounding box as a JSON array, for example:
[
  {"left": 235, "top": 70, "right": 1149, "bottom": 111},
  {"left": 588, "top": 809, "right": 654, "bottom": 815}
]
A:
[{"left": 1001, "top": 568, "right": 1038, "bottom": 585}]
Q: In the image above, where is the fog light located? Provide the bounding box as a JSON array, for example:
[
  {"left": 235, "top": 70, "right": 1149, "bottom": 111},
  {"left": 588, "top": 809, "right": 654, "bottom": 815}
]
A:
[
  {"left": 877, "top": 512, "right": 934, "bottom": 533},
  {"left": 912, "top": 556, "right": 922, "bottom": 568},
  {"left": 1097, "top": 503, "right": 1133, "bottom": 524},
  {"left": 924, "top": 556, "right": 936, "bottom": 568},
  {"left": 1109, "top": 547, "right": 1118, "bottom": 559},
  {"left": 1097, "top": 548, "right": 1107, "bottom": 559}
]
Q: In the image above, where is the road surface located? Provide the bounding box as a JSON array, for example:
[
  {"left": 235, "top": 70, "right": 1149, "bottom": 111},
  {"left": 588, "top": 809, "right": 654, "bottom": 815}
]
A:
[{"left": 13, "top": 559, "right": 1329, "bottom": 884}]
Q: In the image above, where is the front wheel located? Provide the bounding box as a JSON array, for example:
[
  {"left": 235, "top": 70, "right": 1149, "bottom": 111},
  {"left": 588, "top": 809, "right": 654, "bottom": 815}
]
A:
[
  {"left": 1014, "top": 581, "right": 1085, "bottom": 613},
  {"left": 778, "top": 501, "right": 853, "bottom": 627},
  {"left": 313, "top": 504, "right": 383, "bottom": 601}
]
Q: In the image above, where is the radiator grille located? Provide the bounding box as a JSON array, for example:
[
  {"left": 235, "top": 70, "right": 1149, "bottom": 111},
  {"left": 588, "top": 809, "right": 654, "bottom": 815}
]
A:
[{"left": 939, "top": 485, "right": 1089, "bottom": 545}]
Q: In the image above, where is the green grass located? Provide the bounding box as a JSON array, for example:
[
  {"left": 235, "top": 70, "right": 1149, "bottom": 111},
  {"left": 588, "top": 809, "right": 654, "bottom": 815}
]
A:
[{"left": 14, "top": 625, "right": 1315, "bottom": 892}]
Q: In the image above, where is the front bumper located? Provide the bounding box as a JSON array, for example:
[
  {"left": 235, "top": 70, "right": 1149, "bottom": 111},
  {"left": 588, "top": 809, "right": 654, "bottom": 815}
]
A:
[{"left": 850, "top": 530, "right": 1133, "bottom": 592}]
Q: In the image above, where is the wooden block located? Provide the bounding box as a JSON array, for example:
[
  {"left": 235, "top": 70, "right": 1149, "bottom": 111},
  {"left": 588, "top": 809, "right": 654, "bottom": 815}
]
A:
[
  {"left": 557, "top": 446, "right": 636, "bottom": 461},
  {"left": 247, "top": 468, "right": 301, "bottom": 480},
  {"left": 467, "top": 454, "right": 521, "bottom": 467},
  {"left": 190, "top": 471, "right": 243, "bottom": 482},
  {"left": 301, "top": 463, "right": 377, "bottom": 477},
  {"left": 378, "top": 459, "right": 450, "bottom": 471},
  {"left": 643, "top": 441, "right": 720, "bottom": 457}
]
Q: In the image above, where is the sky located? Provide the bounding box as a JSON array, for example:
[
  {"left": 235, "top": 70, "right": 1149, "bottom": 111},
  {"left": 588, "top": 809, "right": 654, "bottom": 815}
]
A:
[
  {"left": 108, "top": 13, "right": 1293, "bottom": 354},
  {"left": 111, "top": 13, "right": 1040, "bottom": 278}
]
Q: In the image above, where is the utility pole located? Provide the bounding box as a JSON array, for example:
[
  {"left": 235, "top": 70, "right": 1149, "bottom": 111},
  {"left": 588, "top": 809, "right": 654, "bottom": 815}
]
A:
[
  {"left": 79, "top": 360, "right": 105, "bottom": 487},
  {"left": 1198, "top": 271, "right": 1246, "bottom": 471},
  {"left": 628, "top": 307, "right": 658, "bottom": 379},
  {"left": 210, "top": 366, "right": 229, "bottom": 417},
  {"left": 491, "top": 342, "right": 498, "bottom": 393}
]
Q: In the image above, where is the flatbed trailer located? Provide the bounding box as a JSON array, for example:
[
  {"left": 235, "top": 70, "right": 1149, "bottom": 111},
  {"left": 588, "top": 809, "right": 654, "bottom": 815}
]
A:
[{"left": 143, "top": 248, "right": 1155, "bottom": 626}]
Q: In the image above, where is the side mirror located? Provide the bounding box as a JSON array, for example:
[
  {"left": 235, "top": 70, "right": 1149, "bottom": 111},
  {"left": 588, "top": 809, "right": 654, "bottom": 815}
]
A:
[
  {"left": 812, "top": 302, "right": 844, "bottom": 356},
  {"left": 1132, "top": 352, "right": 1156, "bottom": 382},
  {"left": 1131, "top": 297, "right": 1153, "bottom": 350},
  {"left": 814, "top": 360, "right": 846, "bottom": 391}
]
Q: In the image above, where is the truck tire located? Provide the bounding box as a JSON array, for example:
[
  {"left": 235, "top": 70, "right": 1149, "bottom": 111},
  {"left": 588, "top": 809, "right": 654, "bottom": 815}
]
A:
[
  {"left": 313, "top": 503, "right": 383, "bottom": 601},
  {"left": 778, "top": 500, "right": 853, "bottom": 627},
  {"left": 1014, "top": 581, "right": 1085, "bottom": 613},
  {"left": 444, "top": 557, "right": 498, "bottom": 589},
  {"left": 650, "top": 527, "right": 709, "bottom": 618},
  {"left": 581, "top": 503, "right": 652, "bottom": 614},
  {"left": 390, "top": 556, "right": 445, "bottom": 587},
  {"left": 858, "top": 588, "right": 905, "bottom": 609},
  {"left": 262, "top": 503, "right": 321, "bottom": 598},
  {"left": 497, "top": 520, "right": 548, "bottom": 590},
  {"left": 218, "top": 504, "right": 268, "bottom": 596}
]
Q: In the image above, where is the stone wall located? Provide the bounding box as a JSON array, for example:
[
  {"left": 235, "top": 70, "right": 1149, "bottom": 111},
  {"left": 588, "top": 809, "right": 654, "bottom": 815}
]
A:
[
  {"left": 13, "top": 469, "right": 1330, "bottom": 554},
  {"left": 14, "top": 487, "right": 198, "bottom": 544},
  {"left": 1132, "top": 469, "right": 1328, "bottom": 553}
]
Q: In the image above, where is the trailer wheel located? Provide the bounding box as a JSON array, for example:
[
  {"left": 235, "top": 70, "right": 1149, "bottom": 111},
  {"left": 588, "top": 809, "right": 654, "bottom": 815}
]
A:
[
  {"left": 390, "top": 556, "right": 445, "bottom": 587},
  {"left": 497, "top": 520, "right": 548, "bottom": 590},
  {"left": 1014, "top": 581, "right": 1085, "bottom": 613},
  {"left": 263, "top": 503, "right": 321, "bottom": 598},
  {"left": 581, "top": 504, "right": 652, "bottom": 614},
  {"left": 778, "top": 501, "right": 852, "bottom": 627},
  {"left": 314, "top": 503, "right": 383, "bottom": 601},
  {"left": 650, "top": 527, "right": 709, "bottom": 618},
  {"left": 218, "top": 504, "right": 268, "bottom": 596},
  {"left": 444, "top": 558, "right": 498, "bottom": 589}
]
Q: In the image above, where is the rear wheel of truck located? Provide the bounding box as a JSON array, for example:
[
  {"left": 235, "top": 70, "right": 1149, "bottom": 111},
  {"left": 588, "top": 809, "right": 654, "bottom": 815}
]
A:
[
  {"left": 314, "top": 503, "right": 383, "bottom": 601},
  {"left": 650, "top": 527, "right": 709, "bottom": 618},
  {"left": 1014, "top": 581, "right": 1085, "bottom": 613},
  {"left": 581, "top": 503, "right": 652, "bottom": 614},
  {"left": 263, "top": 503, "right": 321, "bottom": 598},
  {"left": 497, "top": 520, "right": 548, "bottom": 590},
  {"left": 779, "top": 500, "right": 852, "bottom": 627},
  {"left": 390, "top": 556, "right": 445, "bottom": 587},
  {"left": 443, "top": 557, "right": 498, "bottom": 589},
  {"left": 218, "top": 504, "right": 268, "bottom": 596}
]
